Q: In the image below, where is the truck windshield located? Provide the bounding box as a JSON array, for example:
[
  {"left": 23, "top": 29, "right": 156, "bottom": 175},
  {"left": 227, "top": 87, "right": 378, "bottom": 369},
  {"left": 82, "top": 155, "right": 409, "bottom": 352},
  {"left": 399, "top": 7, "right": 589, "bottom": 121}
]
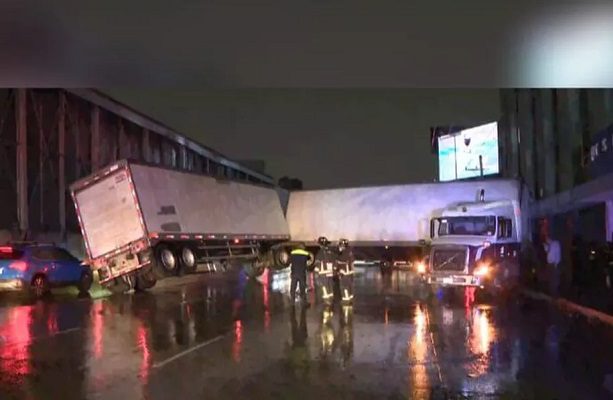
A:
[{"left": 437, "top": 216, "right": 496, "bottom": 236}]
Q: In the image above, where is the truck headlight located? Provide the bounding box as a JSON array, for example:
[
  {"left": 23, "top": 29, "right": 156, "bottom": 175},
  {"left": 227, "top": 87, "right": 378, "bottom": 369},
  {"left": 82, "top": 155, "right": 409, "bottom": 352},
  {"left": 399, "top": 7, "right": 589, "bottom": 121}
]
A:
[
  {"left": 416, "top": 261, "right": 426, "bottom": 274},
  {"left": 474, "top": 263, "right": 490, "bottom": 277}
]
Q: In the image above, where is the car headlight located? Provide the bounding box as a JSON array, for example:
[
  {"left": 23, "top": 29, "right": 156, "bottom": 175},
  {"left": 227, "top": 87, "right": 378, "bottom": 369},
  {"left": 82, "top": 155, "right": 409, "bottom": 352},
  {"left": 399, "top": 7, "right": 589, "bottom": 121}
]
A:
[{"left": 473, "top": 263, "right": 490, "bottom": 277}]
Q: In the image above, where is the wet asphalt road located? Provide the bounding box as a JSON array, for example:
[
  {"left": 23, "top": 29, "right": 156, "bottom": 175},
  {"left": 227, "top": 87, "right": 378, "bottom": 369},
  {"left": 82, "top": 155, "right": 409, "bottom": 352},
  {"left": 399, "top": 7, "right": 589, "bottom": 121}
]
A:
[{"left": 0, "top": 268, "right": 612, "bottom": 400}]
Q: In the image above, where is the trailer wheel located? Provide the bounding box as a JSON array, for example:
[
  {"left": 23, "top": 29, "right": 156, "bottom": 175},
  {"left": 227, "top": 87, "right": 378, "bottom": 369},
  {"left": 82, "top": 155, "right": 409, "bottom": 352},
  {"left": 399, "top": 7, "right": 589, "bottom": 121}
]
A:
[
  {"left": 77, "top": 271, "right": 93, "bottom": 294},
  {"left": 306, "top": 253, "right": 316, "bottom": 272},
  {"left": 156, "top": 244, "right": 178, "bottom": 276},
  {"left": 179, "top": 246, "right": 198, "bottom": 274},
  {"left": 273, "top": 248, "right": 290, "bottom": 270}
]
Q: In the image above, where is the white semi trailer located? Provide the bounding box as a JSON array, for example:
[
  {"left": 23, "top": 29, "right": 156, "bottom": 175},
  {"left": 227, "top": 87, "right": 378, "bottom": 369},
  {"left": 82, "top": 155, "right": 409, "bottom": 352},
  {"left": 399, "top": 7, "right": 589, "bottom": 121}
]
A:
[
  {"left": 285, "top": 179, "right": 529, "bottom": 292},
  {"left": 70, "top": 160, "right": 291, "bottom": 293}
]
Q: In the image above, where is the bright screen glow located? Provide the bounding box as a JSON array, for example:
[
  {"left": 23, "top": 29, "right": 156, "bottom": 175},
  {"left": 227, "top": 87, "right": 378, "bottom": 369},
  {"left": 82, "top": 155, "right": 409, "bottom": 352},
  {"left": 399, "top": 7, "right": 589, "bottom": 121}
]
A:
[{"left": 438, "top": 122, "right": 499, "bottom": 182}]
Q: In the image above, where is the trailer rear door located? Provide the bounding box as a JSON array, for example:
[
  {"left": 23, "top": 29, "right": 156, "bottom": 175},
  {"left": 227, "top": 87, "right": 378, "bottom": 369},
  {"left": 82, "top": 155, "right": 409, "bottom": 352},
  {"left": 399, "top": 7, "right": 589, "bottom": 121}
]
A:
[{"left": 74, "top": 168, "right": 146, "bottom": 259}]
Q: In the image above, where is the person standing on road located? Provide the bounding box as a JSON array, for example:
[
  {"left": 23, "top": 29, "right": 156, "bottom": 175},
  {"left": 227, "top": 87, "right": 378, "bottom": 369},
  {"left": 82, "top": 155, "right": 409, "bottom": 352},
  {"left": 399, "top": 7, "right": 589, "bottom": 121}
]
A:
[
  {"left": 290, "top": 243, "right": 311, "bottom": 306},
  {"left": 314, "top": 237, "right": 336, "bottom": 304},
  {"left": 543, "top": 236, "right": 562, "bottom": 296},
  {"left": 336, "top": 238, "right": 355, "bottom": 304}
]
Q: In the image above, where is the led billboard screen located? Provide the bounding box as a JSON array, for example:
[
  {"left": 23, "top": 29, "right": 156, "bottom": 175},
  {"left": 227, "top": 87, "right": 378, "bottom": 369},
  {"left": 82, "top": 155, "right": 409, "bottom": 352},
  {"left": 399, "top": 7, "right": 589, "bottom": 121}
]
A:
[{"left": 438, "top": 122, "right": 499, "bottom": 182}]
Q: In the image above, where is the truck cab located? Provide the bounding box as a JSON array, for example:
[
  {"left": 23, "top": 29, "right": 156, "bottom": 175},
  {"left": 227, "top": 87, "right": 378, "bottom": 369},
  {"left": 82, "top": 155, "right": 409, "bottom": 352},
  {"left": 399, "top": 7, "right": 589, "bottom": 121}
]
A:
[{"left": 425, "top": 197, "right": 521, "bottom": 293}]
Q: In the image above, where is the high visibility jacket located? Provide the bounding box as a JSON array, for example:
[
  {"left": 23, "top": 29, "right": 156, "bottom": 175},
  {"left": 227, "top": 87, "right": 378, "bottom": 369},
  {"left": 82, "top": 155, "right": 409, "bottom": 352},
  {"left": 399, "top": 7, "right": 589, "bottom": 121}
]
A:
[
  {"left": 336, "top": 250, "right": 355, "bottom": 276},
  {"left": 290, "top": 248, "right": 310, "bottom": 277},
  {"left": 315, "top": 248, "right": 336, "bottom": 277}
]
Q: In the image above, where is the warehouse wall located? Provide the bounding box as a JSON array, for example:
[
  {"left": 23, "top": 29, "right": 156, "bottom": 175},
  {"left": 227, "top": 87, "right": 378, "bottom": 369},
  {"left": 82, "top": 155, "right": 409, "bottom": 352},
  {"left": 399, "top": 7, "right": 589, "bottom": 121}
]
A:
[{"left": 0, "top": 89, "right": 270, "bottom": 255}]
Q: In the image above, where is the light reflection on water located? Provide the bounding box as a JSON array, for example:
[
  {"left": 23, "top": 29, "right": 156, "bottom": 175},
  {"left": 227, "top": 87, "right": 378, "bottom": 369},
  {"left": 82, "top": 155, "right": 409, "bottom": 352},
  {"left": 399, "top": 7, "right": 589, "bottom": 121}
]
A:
[{"left": 408, "top": 304, "right": 429, "bottom": 393}]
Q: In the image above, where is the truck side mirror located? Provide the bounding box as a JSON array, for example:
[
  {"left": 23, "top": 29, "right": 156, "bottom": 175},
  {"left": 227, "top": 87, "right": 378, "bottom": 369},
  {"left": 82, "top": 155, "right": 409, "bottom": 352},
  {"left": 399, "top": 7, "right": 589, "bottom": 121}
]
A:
[{"left": 430, "top": 220, "right": 435, "bottom": 239}]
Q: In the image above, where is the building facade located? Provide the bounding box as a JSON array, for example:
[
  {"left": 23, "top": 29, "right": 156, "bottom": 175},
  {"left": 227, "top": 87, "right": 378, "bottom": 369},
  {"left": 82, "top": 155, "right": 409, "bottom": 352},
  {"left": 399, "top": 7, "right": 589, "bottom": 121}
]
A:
[
  {"left": 499, "top": 89, "right": 613, "bottom": 245},
  {"left": 0, "top": 89, "right": 274, "bottom": 254}
]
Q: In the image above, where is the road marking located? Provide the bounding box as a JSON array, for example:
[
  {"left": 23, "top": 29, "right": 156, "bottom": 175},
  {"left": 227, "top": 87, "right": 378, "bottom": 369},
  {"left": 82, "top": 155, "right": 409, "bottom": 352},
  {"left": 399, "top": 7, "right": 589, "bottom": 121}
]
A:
[
  {"left": 52, "top": 327, "right": 82, "bottom": 337},
  {"left": 152, "top": 334, "right": 225, "bottom": 369}
]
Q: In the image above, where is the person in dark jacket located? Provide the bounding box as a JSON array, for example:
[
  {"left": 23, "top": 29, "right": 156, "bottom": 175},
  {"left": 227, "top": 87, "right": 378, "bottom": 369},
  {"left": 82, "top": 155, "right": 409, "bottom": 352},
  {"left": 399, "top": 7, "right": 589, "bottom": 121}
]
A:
[
  {"left": 290, "top": 243, "right": 311, "bottom": 306},
  {"left": 314, "top": 237, "right": 336, "bottom": 304},
  {"left": 336, "top": 238, "right": 355, "bottom": 304}
]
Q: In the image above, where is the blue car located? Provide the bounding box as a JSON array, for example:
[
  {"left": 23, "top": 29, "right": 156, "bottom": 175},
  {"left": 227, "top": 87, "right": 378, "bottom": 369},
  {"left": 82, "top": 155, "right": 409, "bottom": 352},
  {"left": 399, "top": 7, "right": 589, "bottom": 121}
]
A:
[{"left": 0, "top": 242, "right": 93, "bottom": 298}]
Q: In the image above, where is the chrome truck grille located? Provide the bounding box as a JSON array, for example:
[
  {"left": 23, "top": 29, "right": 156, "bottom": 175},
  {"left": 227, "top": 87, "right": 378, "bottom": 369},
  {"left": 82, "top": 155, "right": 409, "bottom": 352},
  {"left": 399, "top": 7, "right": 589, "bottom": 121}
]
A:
[{"left": 431, "top": 248, "right": 467, "bottom": 272}]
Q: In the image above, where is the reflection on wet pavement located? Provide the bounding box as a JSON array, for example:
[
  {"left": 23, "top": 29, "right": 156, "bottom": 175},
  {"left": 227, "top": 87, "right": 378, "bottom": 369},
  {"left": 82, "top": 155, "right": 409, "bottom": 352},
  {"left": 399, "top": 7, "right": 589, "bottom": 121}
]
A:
[{"left": 0, "top": 268, "right": 611, "bottom": 399}]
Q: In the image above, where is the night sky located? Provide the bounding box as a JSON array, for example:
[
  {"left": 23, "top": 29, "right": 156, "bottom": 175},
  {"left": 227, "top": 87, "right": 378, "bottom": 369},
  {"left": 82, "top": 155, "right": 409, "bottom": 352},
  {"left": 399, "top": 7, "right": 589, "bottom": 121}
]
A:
[
  {"left": 107, "top": 89, "right": 500, "bottom": 189},
  {"left": 3, "top": 2, "right": 611, "bottom": 187}
]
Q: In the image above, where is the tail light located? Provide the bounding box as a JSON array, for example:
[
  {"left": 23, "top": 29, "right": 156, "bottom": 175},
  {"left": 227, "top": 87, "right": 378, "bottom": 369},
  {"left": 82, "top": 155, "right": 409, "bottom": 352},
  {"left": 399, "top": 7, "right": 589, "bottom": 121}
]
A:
[
  {"left": 10, "top": 260, "right": 28, "bottom": 272},
  {"left": 0, "top": 246, "right": 13, "bottom": 254}
]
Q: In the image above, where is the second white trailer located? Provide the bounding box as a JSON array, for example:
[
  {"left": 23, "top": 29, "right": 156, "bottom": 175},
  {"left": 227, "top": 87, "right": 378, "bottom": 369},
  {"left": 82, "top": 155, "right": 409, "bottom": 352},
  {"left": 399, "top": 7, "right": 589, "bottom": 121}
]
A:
[{"left": 285, "top": 179, "right": 524, "bottom": 266}]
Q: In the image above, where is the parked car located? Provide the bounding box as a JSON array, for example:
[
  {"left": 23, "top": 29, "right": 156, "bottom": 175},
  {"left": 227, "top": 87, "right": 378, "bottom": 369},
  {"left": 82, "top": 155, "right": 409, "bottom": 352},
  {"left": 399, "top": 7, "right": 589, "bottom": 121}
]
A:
[{"left": 0, "top": 242, "right": 93, "bottom": 298}]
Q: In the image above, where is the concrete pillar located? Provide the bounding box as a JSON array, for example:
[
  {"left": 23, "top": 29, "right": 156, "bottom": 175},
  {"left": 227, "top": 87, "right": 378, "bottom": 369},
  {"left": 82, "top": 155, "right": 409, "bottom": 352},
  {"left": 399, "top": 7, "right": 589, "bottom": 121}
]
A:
[
  {"left": 533, "top": 90, "right": 546, "bottom": 199},
  {"left": 58, "top": 91, "right": 66, "bottom": 238},
  {"left": 606, "top": 201, "right": 613, "bottom": 243},
  {"left": 499, "top": 90, "right": 514, "bottom": 177},
  {"left": 204, "top": 157, "right": 211, "bottom": 175},
  {"left": 118, "top": 120, "right": 128, "bottom": 159},
  {"left": 557, "top": 89, "right": 584, "bottom": 187},
  {"left": 556, "top": 90, "right": 575, "bottom": 192},
  {"left": 540, "top": 90, "right": 556, "bottom": 197},
  {"left": 15, "top": 89, "right": 28, "bottom": 236},
  {"left": 178, "top": 145, "right": 187, "bottom": 170},
  {"left": 605, "top": 89, "right": 613, "bottom": 123},
  {"left": 90, "top": 106, "right": 100, "bottom": 171},
  {"left": 507, "top": 90, "right": 520, "bottom": 179},
  {"left": 587, "top": 89, "right": 608, "bottom": 135},
  {"left": 578, "top": 90, "right": 591, "bottom": 183},
  {"left": 111, "top": 119, "right": 119, "bottom": 162},
  {"left": 517, "top": 90, "right": 536, "bottom": 198},
  {"left": 36, "top": 96, "right": 44, "bottom": 229},
  {"left": 142, "top": 128, "right": 150, "bottom": 162}
]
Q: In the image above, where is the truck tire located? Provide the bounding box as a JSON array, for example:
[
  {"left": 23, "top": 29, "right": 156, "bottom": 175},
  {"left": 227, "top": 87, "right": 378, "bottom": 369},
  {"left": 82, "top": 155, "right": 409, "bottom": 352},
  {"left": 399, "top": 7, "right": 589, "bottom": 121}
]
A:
[
  {"left": 179, "top": 246, "right": 198, "bottom": 274},
  {"left": 306, "top": 253, "right": 315, "bottom": 272},
  {"left": 156, "top": 244, "right": 178, "bottom": 276},
  {"left": 77, "top": 271, "right": 93, "bottom": 294},
  {"left": 136, "top": 268, "right": 157, "bottom": 291}
]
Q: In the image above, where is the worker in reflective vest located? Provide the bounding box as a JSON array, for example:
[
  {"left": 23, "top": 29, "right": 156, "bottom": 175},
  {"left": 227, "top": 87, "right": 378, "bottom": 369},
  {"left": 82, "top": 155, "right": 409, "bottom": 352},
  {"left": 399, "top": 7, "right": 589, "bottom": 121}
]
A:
[
  {"left": 336, "top": 238, "right": 355, "bottom": 304},
  {"left": 314, "top": 237, "right": 336, "bottom": 304},
  {"left": 290, "top": 243, "right": 311, "bottom": 306}
]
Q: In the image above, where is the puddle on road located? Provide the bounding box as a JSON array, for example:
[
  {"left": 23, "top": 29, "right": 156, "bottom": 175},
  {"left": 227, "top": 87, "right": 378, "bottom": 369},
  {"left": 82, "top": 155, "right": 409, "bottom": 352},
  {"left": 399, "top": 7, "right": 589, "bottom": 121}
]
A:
[{"left": 0, "top": 268, "right": 611, "bottom": 399}]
